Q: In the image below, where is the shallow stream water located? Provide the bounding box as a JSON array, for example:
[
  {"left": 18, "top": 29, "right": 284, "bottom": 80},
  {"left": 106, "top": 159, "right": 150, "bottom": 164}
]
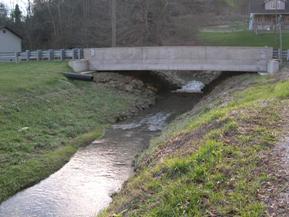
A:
[{"left": 0, "top": 90, "right": 202, "bottom": 217}]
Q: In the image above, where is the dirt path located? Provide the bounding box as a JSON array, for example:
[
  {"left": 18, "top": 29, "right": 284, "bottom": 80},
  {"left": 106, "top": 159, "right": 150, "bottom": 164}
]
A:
[
  {"left": 260, "top": 69, "right": 289, "bottom": 216},
  {"left": 267, "top": 111, "right": 289, "bottom": 216}
]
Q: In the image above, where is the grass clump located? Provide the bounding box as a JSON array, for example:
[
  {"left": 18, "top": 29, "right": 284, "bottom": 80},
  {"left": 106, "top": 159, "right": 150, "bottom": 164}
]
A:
[
  {"left": 0, "top": 62, "right": 148, "bottom": 202},
  {"left": 100, "top": 71, "right": 289, "bottom": 216}
]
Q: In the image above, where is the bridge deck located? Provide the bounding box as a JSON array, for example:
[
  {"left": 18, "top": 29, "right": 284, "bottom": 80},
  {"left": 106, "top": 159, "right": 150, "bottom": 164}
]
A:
[{"left": 84, "top": 46, "right": 273, "bottom": 73}]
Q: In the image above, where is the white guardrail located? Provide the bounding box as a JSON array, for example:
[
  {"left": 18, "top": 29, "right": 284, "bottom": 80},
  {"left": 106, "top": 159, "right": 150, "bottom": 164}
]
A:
[
  {"left": 0, "top": 48, "right": 83, "bottom": 63},
  {"left": 273, "top": 49, "right": 289, "bottom": 61}
]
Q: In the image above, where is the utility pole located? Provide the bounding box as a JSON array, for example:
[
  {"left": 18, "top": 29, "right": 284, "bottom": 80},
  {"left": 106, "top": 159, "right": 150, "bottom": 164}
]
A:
[
  {"left": 111, "top": 0, "right": 116, "bottom": 47},
  {"left": 274, "top": 0, "right": 283, "bottom": 64},
  {"left": 279, "top": 14, "right": 283, "bottom": 64}
]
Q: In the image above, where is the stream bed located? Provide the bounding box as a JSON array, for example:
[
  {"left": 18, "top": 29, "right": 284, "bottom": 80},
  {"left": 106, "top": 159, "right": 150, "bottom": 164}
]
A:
[{"left": 0, "top": 91, "right": 202, "bottom": 217}]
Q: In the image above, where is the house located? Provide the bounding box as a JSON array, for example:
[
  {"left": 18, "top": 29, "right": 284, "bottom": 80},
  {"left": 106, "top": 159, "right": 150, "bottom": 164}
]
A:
[
  {"left": 249, "top": 0, "right": 289, "bottom": 32},
  {"left": 0, "top": 26, "right": 22, "bottom": 52}
]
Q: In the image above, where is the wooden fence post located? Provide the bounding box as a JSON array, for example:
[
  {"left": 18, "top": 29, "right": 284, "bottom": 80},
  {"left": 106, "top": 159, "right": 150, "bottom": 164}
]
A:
[
  {"left": 37, "top": 50, "right": 42, "bottom": 61},
  {"left": 72, "top": 49, "right": 75, "bottom": 60},
  {"left": 15, "top": 52, "right": 19, "bottom": 63},
  {"left": 79, "top": 48, "right": 84, "bottom": 59},
  {"left": 277, "top": 49, "right": 280, "bottom": 60},
  {"left": 72, "top": 49, "right": 77, "bottom": 60},
  {"left": 48, "top": 49, "right": 54, "bottom": 61},
  {"left": 47, "top": 50, "right": 50, "bottom": 61},
  {"left": 60, "top": 49, "right": 65, "bottom": 60},
  {"left": 77, "top": 48, "right": 81, "bottom": 59},
  {"left": 26, "top": 50, "right": 30, "bottom": 61},
  {"left": 76, "top": 48, "right": 83, "bottom": 59}
]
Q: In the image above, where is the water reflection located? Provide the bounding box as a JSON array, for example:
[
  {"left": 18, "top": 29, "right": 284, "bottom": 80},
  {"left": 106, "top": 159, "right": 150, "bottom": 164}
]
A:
[{"left": 0, "top": 113, "right": 168, "bottom": 217}]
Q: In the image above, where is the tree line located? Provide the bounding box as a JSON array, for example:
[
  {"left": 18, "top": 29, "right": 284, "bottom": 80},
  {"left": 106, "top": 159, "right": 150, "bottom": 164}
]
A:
[{"left": 0, "top": 0, "right": 249, "bottom": 49}]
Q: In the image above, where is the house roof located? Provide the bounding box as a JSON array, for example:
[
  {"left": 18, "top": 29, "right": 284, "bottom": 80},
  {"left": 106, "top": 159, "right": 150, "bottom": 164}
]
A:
[
  {"left": 250, "top": 0, "right": 289, "bottom": 14},
  {"left": 0, "top": 26, "right": 23, "bottom": 39}
]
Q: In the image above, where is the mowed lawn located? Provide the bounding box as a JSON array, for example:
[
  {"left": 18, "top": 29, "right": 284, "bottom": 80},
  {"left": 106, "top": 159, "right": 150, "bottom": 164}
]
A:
[
  {"left": 0, "top": 62, "right": 142, "bottom": 202},
  {"left": 0, "top": 62, "right": 63, "bottom": 94},
  {"left": 198, "top": 31, "right": 289, "bottom": 49}
]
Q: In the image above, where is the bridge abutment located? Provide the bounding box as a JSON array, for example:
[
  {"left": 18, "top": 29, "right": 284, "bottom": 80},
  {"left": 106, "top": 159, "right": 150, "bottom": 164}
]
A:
[{"left": 267, "top": 59, "right": 280, "bottom": 74}]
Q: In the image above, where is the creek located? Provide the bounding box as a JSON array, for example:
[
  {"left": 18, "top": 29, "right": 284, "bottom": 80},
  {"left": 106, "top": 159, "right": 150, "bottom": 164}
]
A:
[{"left": 0, "top": 82, "right": 204, "bottom": 217}]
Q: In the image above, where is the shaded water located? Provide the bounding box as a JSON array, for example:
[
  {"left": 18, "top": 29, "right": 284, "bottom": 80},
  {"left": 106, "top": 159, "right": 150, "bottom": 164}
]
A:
[
  {"left": 0, "top": 92, "right": 202, "bottom": 217},
  {"left": 174, "top": 80, "right": 205, "bottom": 93}
]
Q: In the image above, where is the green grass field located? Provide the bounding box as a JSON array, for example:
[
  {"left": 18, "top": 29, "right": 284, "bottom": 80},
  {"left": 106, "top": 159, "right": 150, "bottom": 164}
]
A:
[
  {"left": 198, "top": 31, "right": 289, "bottom": 49},
  {"left": 0, "top": 62, "right": 146, "bottom": 202}
]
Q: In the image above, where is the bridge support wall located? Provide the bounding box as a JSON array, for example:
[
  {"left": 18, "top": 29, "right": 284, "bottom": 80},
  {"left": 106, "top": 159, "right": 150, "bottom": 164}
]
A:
[{"left": 84, "top": 46, "right": 274, "bottom": 73}]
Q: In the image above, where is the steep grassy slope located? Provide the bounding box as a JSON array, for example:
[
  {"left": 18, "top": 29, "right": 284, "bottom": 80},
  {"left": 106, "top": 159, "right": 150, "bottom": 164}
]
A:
[
  {"left": 0, "top": 62, "right": 152, "bottom": 203},
  {"left": 100, "top": 70, "right": 289, "bottom": 217}
]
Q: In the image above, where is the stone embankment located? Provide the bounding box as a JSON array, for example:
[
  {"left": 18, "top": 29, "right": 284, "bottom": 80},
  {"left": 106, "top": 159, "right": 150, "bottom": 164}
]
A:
[{"left": 93, "top": 72, "right": 156, "bottom": 120}]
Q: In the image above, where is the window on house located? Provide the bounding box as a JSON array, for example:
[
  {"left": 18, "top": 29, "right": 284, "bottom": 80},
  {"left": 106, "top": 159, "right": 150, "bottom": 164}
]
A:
[
  {"left": 267, "top": 0, "right": 285, "bottom": 10},
  {"left": 277, "top": 1, "right": 281, "bottom": 9},
  {"left": 276, "top": 0, "right": 285, "bottom": 10}
]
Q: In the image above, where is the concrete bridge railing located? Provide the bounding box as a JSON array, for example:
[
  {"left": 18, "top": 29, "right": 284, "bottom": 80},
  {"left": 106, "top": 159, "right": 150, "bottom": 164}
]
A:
[{"left": 83, "top": 46, "right": 277, "bottom": 73}]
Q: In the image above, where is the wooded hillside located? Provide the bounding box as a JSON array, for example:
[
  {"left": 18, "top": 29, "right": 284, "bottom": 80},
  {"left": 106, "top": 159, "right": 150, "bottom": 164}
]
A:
[{"left": 0, "top": 0, "right": 250, "bottom": 49}]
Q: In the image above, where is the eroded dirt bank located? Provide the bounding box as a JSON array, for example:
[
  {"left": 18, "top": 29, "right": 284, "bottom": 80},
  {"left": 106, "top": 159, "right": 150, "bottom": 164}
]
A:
[{"left": 100, "top": 68, "right": 289, "bottom": 217}]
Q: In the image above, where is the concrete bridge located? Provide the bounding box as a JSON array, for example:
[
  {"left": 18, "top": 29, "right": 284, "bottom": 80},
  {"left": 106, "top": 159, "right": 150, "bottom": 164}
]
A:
[{"left": 80, "top": 46, "right": 278, "bottom": 73}]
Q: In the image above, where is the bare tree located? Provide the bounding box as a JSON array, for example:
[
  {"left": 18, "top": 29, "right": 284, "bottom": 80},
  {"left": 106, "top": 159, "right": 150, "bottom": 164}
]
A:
[{"left": 8, "top": 0, "right": 248, "bottom": 49}]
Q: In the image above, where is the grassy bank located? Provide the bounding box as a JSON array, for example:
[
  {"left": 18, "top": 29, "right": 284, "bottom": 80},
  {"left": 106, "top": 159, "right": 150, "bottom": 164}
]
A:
[
  {"left": 100, "top": 70, "right": 289, "bottom": 216},
  {"left": 198, "top": 31, "right": 289, "bottom": 49},
  {"left": 0, "top": 62, "right": 151, "bottom": 203}
]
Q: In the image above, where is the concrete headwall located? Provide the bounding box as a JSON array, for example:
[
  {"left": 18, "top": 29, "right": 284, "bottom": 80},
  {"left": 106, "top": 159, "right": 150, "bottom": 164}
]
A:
[{"left": 84, "top": 46, "right": 273, "bottom": 73}]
